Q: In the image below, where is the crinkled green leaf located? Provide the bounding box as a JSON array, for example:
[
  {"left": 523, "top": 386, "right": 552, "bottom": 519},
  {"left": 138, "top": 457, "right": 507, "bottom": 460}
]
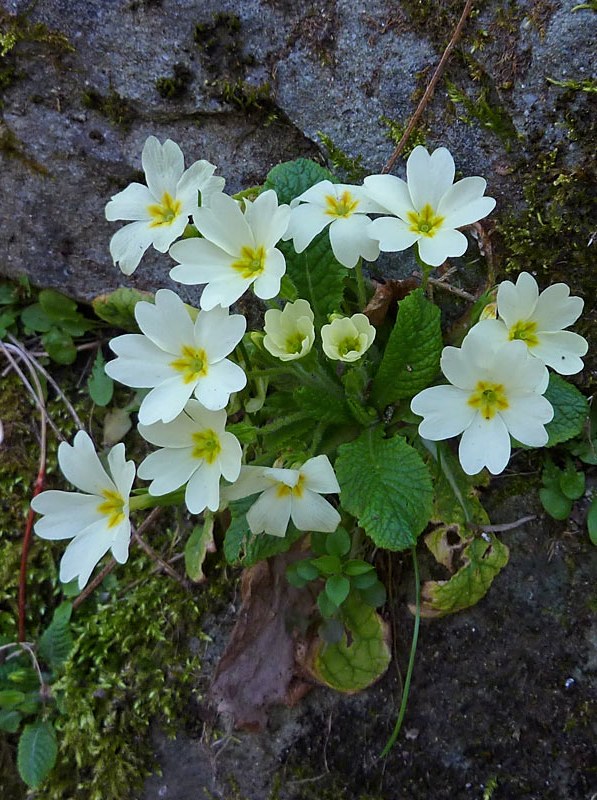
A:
[
  {"left": 424, "top": 441, "right": 490, "bottom": 527},
  {"left": 544, "top": 373, "right": 589, "bottom": 446},
  {"left": 0, "top": 708, "right": 21, "bottom": 733},
  {"left": 293, "top": 383, "right": 352, "bottom": 425},
  {"left": 184, "top": 515, "right": 214, "bottom": 582},
  {"left": 262, "top": 157, "right": 336, "bottom": 205},
  {"left": 278, "top": 233, "right": 348, "bottom": 322},
  {"left": 38, "top": 601, "right": 73, "bottom": 671},
  {"left": 336, "top": 427, "right": 433, "bottom": 550},
  {"left": 311, "top": 592, "right": 391, "bottom": 692},
  {"left": 418, "top": 534, "right": 509, "bottom": 618},
  {"left": 371, "top": 288, "right": 442, "bottom": 409},
  {"left": 87, "top": 350, "right": 114, "bottom": 406},
  {"left": 92, "top": 287, "right": 154, "bottom": 331},
  {"left": 18, "top": 720, "right": 57, "bottom": 789},
  {"left": 42, "top": 328, "right": 77, "bottom": 365},
  {"left": 223, "top": 497, "right": 303, "bottom": 566}
]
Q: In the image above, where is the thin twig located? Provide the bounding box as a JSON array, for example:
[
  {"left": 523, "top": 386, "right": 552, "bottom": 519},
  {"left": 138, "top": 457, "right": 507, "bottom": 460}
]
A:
[
  {"left": 382, "top": 0, "right": 476, "bottom": 173},
  {"left": 427, "top": 277, "right": 476, "bottom": 301},
  {"left": 476, "top": 515, "right": 536, "bottom": 533},
  {"left": 132, "top": 530, "right": 187, "bottom": 587}
]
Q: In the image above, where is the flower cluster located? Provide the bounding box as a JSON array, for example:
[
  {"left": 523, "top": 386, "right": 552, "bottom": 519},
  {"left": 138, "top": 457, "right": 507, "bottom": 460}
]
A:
[{"left": 31, "top": 135, "right": 588, "bottom": 595}]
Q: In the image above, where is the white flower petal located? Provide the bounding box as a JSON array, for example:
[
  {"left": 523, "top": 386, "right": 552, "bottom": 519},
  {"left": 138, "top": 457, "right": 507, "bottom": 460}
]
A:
[
  {"left": 532, "top": 330, "right": 588, "bottom": 375},
  {"left": 59, "top": 522, "right": 114, "bottom": 589},
  {"left": 176, "top": 160, "right": 218, "bottom": 210},
  {"left": 218, "top": 433, "right": 243, "bottom": 483},
  {"left": 300, "top": 455, "right": 340, "bottom": 494},
  {"left": 133, "top": 291, "right": 194, "bottom": 356},
  {"left": 109, "top": 222, "right": 154, "bottom": 276},
  {"left": 411, "top": 385, "right": 475, "bottom": 439},
  {"left": 532, "top": 282, "right": 584, "bottom": 331},
  {"left": 363, "top": 174, "right": 413, "bottom": 218},
  {"left": 169, "top": 238, "right": 236, "bottom": 282},
  {"left": 185, "top": 463, "right": 221, "bottom": 513},
  {"left": 459, "top": 413, "right": 511, "bottom": 475},
  {"left": 439, "top": 344, "right": 479, "bottom": 389},
  {"left": 151, "top": 214, "right": 189, "bottom": 253},
  {"left": 138, "top": 447, "right": 198, "bottom": 495},
  {"left": 291, "top": 490, "right": 340, "bottom": 532},
  {"left": 247, "top": 487, "right": 291, "bottom": 536},
  {"left": 105, "top": 183, "right": 153, "bottom": 221},
  {"left": 329, "top": 215, "right": 378, "bottom": 268},
  {"left": 441, "top": 195, "right": 496, "bottom": 230},
  {"left": 58, "top": 432, "right": 115, "bottom": 495},
  {"left": 193, "top": 193, "right": 251, "bottom": 255},
  {"left": 224, "top": 466, "right": 271, "bottom": 501},
  {"left": 194, "top": 359, "right": 246, "bottom": 410},
  {"left": 142, "top": 136, "right": 185, "bottom": 199},
  {"left": 501, "top": 395, "right": 553, "bottom": 445},
  {"left": 110, "top": 521, "right": 132, "bottom": 564},
  {"left": 407, "top": 146, "right": 455, "bottom": 211},
  {"left": 367, "top": 217, "right": 420, "bottom": 252},
  {"left": 139, "top": 377, "right": 195, "bottom": 425},
  {"left": 284, "top": 203, "right": 330, "bottom": 251},
  {"left": 244, "top": 190, "right": 290, "bottom": 247},
  {"left": 107, "top": 443, "right": 135, "bottom": 499},
  {"left": 105, "top": 337, "right": 174, "bottom": 388},
  {"left": 32, "top": 493, "right": 102, "bottom": 540},
  {"left": 195, "top": 307, "right": 246, "bottom": 362},
  {"left": 253, "top": 248, "right": 286, "bottom": 299},
  {"left": 417, "top": 228, "right": 468, "bottom": 267},
  {"left": 497, "top": 273, "right": 539, "bottom": 327}
]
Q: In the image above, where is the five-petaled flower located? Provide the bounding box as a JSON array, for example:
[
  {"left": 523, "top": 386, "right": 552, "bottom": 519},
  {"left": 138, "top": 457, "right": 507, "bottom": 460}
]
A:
[
  {"left": 31, "top": 431, "right": 135, "bottom": 589},
  {"left": 105, "top": 289, "right": 246, "bottom": 424},
  {"left": 321, "top": 314, "right": 376, "bottom": 362},
  {"left": 263, "top": 299, "right": 315, "bottom": 361},
  {"left": 472, "top": 272, "right": 588, "bottom": 375},
  {"left": 137, "top": 401, "right": 242, "bottom": 515},
  {"left": 365, "top": 145, "right": 496, "bottom": 267},
  {"left": 169, "top": 190, "right": 290, "bottom": 309},
  {"left": 410, "top": 325, "right": 554, "bottom": 475},
  {"left": 283, "top": 180, "right": 385, "bottom": 268},
  {"left": 105, "top": 136, "right": 225, "bottom": 276},
  {"left": 224, "top": 455, "right": 341, "bottom": 537}
]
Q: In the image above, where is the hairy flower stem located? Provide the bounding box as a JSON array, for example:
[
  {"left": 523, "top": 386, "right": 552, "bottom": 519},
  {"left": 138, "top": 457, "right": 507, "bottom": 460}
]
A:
[{"left": 380, "top": 546, "right": 420, "bottom": 758}]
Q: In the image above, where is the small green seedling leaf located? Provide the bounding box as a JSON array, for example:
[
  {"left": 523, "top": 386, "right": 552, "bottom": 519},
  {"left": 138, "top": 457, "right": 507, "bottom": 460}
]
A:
[
  {"left": 350, "top": 570, "right": 378, "bottom": 590},
  {"left": 0, "top": 690, "right": 26, "bottom": 708},
  {"left": 371, "top": 288, "right": 442, "bottom": 409},
  {"left": 343, "top": 559, "right": 374, "bottom": 576},
  {"left": 295, "top": 560, "right": 320, "bottom": 582},
  {"left": 317, "top": 590, "right": 338, "bottom": 619},
  {"left": 20, "top": 304, "right": 53, "bottom": 333},
  {"left": 358, "top": 580, "right": 387, "bottom": 608},
  {"left": 311, "top": 555, "right": 342, "bottom": 575},
  {"left": 38, "top": 601, "right": 73, "bottom": 671},
  {"left": 539, "top": 487, "right": 572, "bottom": 520},
  {"left": 558, "top": 464, "right": 585, "bottom": 500},
  {"left": 184, "top": 514, "right": 214, "bottom": 583},
  {"left": 17, "top": 720, "right": 58, "bottom": 789},
  {"left": 417, "top": 534, "right": 509, "bottom": 618},
  {"left": 587, "top": 497, "right": 597, "bottom": 546},
  {"left": 38, "top": 289, "right": 78, "bottom": 320},
  {"left": 325, "top": 575, "right": 350, "bottom": 607},
  {"left": 286, "top": 563, "right": 309, "bottom": 588},
  {"left": 0, "top": 709, "right": 21, "bottom": 733},
  {"left": 544, "top": 374, "right": 589, "bottom": 446},
  {"left": 42, "top": 328, "right": 77, "bottom": 364},
  {"left": 325, "top": 527, "right": 351, "bottom": 557},
  {"left": 87, "top": 350, "right": 114, "bottom": 407},
  {"left": 336, "top": 427, "right": 433, "bottom": 550},
  {"left": 310, "top": 592, "right": 391, "bottom": 692}
]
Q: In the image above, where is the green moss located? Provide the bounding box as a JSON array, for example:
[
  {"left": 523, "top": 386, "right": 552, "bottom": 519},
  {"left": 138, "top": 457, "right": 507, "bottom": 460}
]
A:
[
  {"left": 379, "top": 114, "right": 428, "bottom": 158},
  {"left": 546, "top": 76, "right": 597, "bottom": 93},
  {"left": 155, "top": 63, "right": 193, "bottom": 99},
  {"left": 212, "top": 78, "right": 278, "bottom": 120},
  {"left": 317, "top": 132, "right": 366, "bottom": 182},
  {"left": 81, "top": 88, "right": 136, "bottom": 129},
  {"left": 446, "top": 77, "right": 520, "bottom": 150}
]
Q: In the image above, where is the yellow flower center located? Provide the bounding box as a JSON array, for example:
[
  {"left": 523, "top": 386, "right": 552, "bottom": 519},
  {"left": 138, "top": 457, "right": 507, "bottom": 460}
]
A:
[
  {"left": 337, "top": 336, "right": 361, "bottom": 358},
  {"left": 467, "top": 381, "right": 509, "bottom": 420},
  {"left": 170, "top": 345, "right": 209, "bottom": 384},
  {"left": 508, "top": 320, "right": 539, "bottom": 348},
  {"left": 147, "top": 191, "right": 182, "bottom": 227},
  {"left": 97, "top": 489, "right": 126, "bottom": 529},
  {"left": 191, "top": 429, "right": 221, "bottom": 464},
  {"left": 231, "top": 245, "right": 267, "bottom": 279},
  {"left": 285, "top": 332, "right": 305, "bottom": 354},
  {"left": 407, "top": 203, "right": 445, "bottom": 237},
  {"left": 275, "top": 474, "right": 305, "bottom": 499},
  {"left": 324, "top": 190, "right": 360, "bottom": 218}
]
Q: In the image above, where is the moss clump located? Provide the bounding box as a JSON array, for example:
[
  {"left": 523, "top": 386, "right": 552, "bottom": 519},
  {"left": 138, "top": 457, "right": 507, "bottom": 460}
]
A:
[
  {"left": 317, "top": 131, "right": 366, "bottom": 182},
  {"left": 194, "top": 12, "right": 250, "bottom": 76},
  {"left": 82, "top": 88, "right": 136, "bottom": 129},
  {"left": 155, "top": 62, "right": 193, "bottom": 99}
]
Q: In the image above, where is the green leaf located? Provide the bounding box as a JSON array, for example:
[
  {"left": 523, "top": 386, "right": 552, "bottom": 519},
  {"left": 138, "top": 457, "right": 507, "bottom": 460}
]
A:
[
  {"left": 424, "top": 440, "right": 490, "bottom": 527},
  {"left": 0, "top": 708, "right": 21, "bottom": 733},
  {"left": 184, "top": 515, "right": 214, "bottom": 583},
  {"left": 317, "top": 590, "right": 338, "bottom": 619},
  {"left": 87, "top": 350, "right": 114, "bottom": 406},
  {"left": 343, "top": 559, "right": 374, "bottom": 576},
  {"left": 324, "top": 527, "right": 351, "bottom": 557},
  {"left": 358, "top": 580, "right": 387, "bottom": 608},
  {"left": 225, "top": 421, "right": 258, "bottom": 444},
  {"left": 92, "top": 287, "right": 154, "bottom": 331},
  {"left": 311, "top": 592, "right": 391, "bottom": 692},
  {"left": 0, "top": 689, "right": 25, "bottom": 708},
  {"left": 17, "top": 720, "right": 58, "bottom": 789},
  {"left": 544, "top": 374, "right": 589, "bottom": 446},
  {"left": 419, "top": 534, "right": 509, "bottom": 617},
  {"left": 42, "top": 328, "right": 77, "bottom": 364},
  {"left": 0, "top": 308, "right": 18, "bottom": 336},
  {"left": 588, "top": 497, "right": 597, "bottom": 546},
  {"left": 279, "top": 233, "right": 348, "bottom": 322},
  {"left": 558, "top": 464, "right": 585, "bottom": 500},
  {"left": 539, "top": 487, "right": 572, "bottom": 520},
  {"left": 295, "top": 560, "right": 320, "bottom": 581},
  {"left": 350, "top": 570, "right": 378, "bottom": 590},
  {"left": 38, "top": 289, "right": 79, "bottom": 320},
  {"left": 262, "top": 157, "right": 336, "bottom": 205},
  {"left": 336, "top": 427, "right": 433, "bottom": 550},
  {"left": 311, "top": 554, "right": 342, "bottom": 575},
  {"left": 38, "top": 601, "right": 73, "bottom": 671},
  {"left": 371, "top": 288, "right": 443, "bottom": 409},
  {"left": 325, "top": 575, "right": 350, "bottom": 607},
  {"left": 223, "top": 497, "right": 303, "bottom": 566},
  {"left": 286, "top": 563, "right": 309, "bottom": 588},
  {"left": 20, "top": 303, "right": 53, "bottom": 333},
  {"left": 293, "top": 383, "right": 352, "bottom": 425},
  {"left": 0, "top": 284, "right": 18, "bottom": 304}
]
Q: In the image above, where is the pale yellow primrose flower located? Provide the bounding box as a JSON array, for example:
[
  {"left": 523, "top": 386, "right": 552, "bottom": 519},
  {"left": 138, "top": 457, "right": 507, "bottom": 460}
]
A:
[
  {"left": 224, "top": 455, "right": 341, "bottom": 537},
  {"left": 282, "top": 180, "right": 386, "bottom": 268},
  {"left": 365, "top": 146, "right": 496, "bottom": 267},
  {"left": 411, "top": 324, "right": 553, "bottom": 476},
  {"left": 105, "top": 289, "right": 246, "bottom": 425},
  {"left": 169, "top": 190, "right": 291, "bottom": 310},
  {"left": 31, "top": 431, "right": 135, "bottom": 589},
  {"left": 105, "top": 136, "right": 225, "bottom": 276},
  {"left": 472, "top": 272, "right": 588, "bottom": 375},
  {"left": 137, "top": 401, "right": 242, "bottom": 515},
  {"left": 321, "top": 314, "right": 376, "bottom": 362},
  {"left": 263, "top": 299, "right": 315, "bottom": 361}
]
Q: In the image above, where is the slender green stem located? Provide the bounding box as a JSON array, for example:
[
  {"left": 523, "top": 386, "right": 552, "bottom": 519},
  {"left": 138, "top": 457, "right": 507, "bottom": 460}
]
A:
[
  {"left": 355, "top": 259, "right": 367, "bottom": 310},
  {"left": 380, "top": 546, "right": 421, "bottom": 758}
]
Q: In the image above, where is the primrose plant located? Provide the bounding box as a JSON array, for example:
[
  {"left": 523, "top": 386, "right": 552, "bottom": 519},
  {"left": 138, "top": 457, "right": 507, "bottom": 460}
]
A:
[{"left": 32, "top": 136, "right": 590, "bottom": 721}]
